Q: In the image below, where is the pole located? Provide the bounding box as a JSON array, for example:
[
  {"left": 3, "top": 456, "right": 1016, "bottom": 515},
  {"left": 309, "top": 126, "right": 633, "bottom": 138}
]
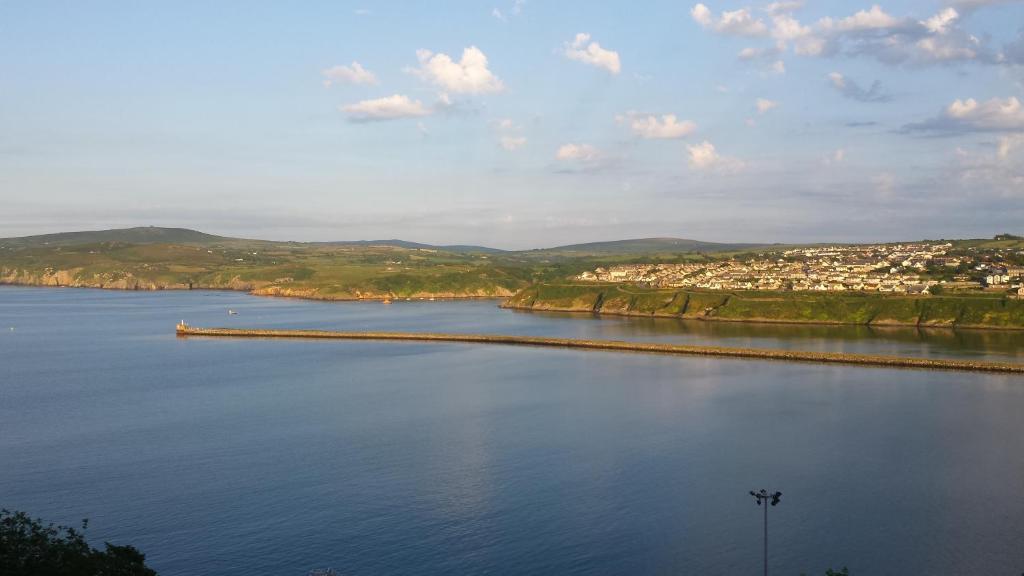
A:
[
  {"left": 750, "top": 489, "right": 780, "bottom": 576},
  {"left": 763, "top": 500, "right": 768, "bottom": 576}
]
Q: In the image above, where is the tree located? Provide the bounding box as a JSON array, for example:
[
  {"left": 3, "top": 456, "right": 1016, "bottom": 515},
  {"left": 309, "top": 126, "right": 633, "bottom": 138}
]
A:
[{"left": 0, "top": 509, "right": 157, "bottom": 576}]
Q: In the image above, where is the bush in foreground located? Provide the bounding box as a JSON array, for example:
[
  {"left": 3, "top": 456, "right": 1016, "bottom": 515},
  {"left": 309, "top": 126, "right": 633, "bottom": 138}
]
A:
[{"left": 0, "top": 509, "right": 156, "bottom": 576}]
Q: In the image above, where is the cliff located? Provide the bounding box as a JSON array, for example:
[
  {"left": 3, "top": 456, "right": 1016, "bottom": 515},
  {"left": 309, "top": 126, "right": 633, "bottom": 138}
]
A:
[{"left": 0, "top": 266, "right": 515, "bottom": 301}]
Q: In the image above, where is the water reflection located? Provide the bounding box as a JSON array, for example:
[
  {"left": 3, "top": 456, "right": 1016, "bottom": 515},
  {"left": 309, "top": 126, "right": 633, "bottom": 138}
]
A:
[{"left": 509, "top": 308, "right": 1024, "bottom": 362}]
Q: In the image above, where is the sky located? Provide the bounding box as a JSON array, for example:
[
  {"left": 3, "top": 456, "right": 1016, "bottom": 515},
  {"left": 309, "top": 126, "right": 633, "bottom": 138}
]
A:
[{"left": 1, "top": 0, "right": 1023, "bottom": 249}]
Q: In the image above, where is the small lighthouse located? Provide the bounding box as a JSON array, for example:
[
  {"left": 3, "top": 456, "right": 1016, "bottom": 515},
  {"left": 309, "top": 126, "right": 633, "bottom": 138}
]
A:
[{"left": 176, "top": 320, "right": 189, "bottom": 333}]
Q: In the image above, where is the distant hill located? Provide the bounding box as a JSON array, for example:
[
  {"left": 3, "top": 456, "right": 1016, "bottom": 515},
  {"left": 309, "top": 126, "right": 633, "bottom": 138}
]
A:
[
  {"left": 0, "top": 227, "right": 764, "bottom": 255},
  {"left": 0, "top": 226, "right": 228, "bottom": 247},
  {"left": 316, "top": 239, "right": 506, "bottom": 253},
  {"left": 531, "top": 237, "right": 769, "bottom": 255}
]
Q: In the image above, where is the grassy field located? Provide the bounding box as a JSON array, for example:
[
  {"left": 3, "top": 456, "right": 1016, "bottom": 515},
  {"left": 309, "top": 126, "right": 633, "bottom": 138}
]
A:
[
  {"left": 0, "top": 240, "right": 547, "bottom": 298},
  {"left": 503, "top": 283, "right": 1024, "bottom": 329}
]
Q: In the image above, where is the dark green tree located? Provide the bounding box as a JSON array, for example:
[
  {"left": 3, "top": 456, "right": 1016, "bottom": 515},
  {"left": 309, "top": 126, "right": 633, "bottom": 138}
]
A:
[{"left": 0, "top": 509, "right": 156, "bottom": 576}]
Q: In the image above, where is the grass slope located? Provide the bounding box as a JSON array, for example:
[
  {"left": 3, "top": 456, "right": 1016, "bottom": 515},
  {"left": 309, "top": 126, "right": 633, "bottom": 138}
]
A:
[
  {"left": 0, "top": 226, "right": 228, "bottom": 247},
  {"left": 504, "top": 283, "right": 1024, "bottom": 329}
]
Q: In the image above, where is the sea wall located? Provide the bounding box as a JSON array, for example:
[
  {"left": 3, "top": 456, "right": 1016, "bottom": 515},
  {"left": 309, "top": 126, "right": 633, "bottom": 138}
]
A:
[{"left": 175, "top": 325, "right": 1024, "bottom": 374}]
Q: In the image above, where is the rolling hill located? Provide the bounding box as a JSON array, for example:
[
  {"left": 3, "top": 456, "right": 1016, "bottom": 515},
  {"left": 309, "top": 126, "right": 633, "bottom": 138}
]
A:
[
  {"left": 532, "top": 237, "right": 770, "bottom": 255},
  {"left": 0, "top": 226, "right": 229, "bottom": 247}
]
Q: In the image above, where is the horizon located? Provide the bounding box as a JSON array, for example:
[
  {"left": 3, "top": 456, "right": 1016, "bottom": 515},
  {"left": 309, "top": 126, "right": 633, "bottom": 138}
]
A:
[
  {"left": 2, "top": 224, "right": 1016, "bottom": 251},
  {"left": 3, "top": 1, "right": 1024, "bottom": 248}
]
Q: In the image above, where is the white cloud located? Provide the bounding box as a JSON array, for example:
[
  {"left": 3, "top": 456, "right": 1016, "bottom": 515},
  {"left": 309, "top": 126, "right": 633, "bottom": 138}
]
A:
[
  {"left": 771, "top": 59, "right": 786, "bottom": 74},
  {"left": 765, "top": 1, "right": 804, "bottom": 15},
  {"left": 322, "top": 62, "right": 378, "bottom": 86},
  {"left": 411, "top": 47, "right": 504, "bottom": 94},
  {"left": 756, "top": 98, "right": 779, "bottom": 114},
  {"left": 906, "top": 97, "right": 1024, "bottom": 133},
  {"left": 563, "top": 33, "right": 621, "bottom": 74},
  {"left": 500, "top": 136, "right": 527, "bottom": 151},
  {"left": 494, "top": 118, "right": 526, "bottom": 150},
  {"left": 915, "top": 34, "right": 980, "bottom": 61},
  {"left": 947, "top": 97, "right": 1024, "bottom": 128},
  {"left": 771, "top": 13, "right": 811, "bottom": 41},
  {"left": 738, "top": 47, "right": 763, "bottom": 60},
  {"left": 830, "top": 5, "right": 902, "bottom": 31},
  {"left": 694, "top": 2, "right": 998, "bottom": 66},
  {"left": 556, "top": 143, "right": 601, "bottom": 161},
  {"left": 618, "top": 112, "right": 696, "bottom": 139},
  {"left": 691, "top": 4, "right": 769, "bottom": 37},
  {"left": 687, "top": 140, "right": 744, "bottom": 171},
  {"left": 921, "top": 7, "right": 959, "bottom": 34},
  {"left": 342, "top": 94, "right": 432, "bottom": 121}
]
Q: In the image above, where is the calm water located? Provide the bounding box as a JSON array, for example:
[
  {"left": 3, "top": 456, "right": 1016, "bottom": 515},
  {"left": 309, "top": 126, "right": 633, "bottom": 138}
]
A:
[{"left": 1, "top": 286, "right": 1023, "bottom": 575}]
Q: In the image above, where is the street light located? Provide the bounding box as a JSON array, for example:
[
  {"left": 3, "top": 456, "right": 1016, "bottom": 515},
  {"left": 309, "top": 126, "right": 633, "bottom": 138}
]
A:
[{"left": 749, "top": 489, "right": 782, "bottom": 576}]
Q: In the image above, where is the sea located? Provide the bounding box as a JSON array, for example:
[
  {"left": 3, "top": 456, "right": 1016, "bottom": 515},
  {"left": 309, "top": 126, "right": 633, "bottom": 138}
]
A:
[{"left": 1, "top": 285, "right": 1022, "bottom": 575}]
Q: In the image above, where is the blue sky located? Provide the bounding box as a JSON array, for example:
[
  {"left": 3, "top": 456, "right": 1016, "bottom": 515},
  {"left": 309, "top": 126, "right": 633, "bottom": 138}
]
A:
[{"left": 1, "top": 0, "right": 1022, "bottom": 248}]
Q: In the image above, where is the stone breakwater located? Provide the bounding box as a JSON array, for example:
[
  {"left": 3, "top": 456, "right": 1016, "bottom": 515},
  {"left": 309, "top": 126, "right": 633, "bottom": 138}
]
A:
[{"left": 175, "top": 325, "right": 1024, "bottom": 374}]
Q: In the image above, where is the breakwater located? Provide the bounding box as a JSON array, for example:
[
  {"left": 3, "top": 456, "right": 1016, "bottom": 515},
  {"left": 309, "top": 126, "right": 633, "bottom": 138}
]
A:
[{"left": 175, "top": 325, "right": 1024, "bottom": 374}]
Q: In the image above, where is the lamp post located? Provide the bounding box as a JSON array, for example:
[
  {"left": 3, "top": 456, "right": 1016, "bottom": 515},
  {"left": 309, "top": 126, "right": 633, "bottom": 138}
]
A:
[{"left": 749, "top": 489, "right": 782, "bottom": 576}]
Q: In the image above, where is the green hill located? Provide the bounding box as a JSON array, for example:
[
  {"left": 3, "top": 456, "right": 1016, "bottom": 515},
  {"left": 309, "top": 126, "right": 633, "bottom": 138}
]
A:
[
  {"left": 0, "top": 226, "right": 228, "bottom": 247},
  {"left": 530, "top": 237, "right": 769, "bottom": 255}
]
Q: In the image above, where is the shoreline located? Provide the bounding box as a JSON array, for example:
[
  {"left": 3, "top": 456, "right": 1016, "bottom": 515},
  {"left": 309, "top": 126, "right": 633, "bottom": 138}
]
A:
[
  {"left": 175, "top": 325, "right": 1024, "bottom": 374},
  {"left": 0, "top": 281, "right": 509, "bottom": 303},
  {"left": 5, "top": 282, "right": 1024, "bottom": 332},
  {"left": 499, "top": 301, "right": 1024, "bottom": 332}
]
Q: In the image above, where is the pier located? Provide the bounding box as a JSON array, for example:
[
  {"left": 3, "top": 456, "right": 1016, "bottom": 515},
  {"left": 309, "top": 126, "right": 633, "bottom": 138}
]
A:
[{"left": 175, "top": 323, "right": 1024, "bottom": 374}]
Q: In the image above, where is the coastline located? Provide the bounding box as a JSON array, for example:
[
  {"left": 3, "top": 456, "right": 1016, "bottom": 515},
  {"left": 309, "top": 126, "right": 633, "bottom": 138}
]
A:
[
  {"left": 175, "top": 325, "right": 1024, "bottom": 374},
  {"left": 5, "top": 282, "right": 1024, "bottom": 332},
  {"left": 0, "top": 280, "right": 511, "bottom": 303},
  {"left": 500, "top": 284, "right": 1024, "bottom": 332},
  {"left": 500, "top": 301, "right": 1024, "bottom": 332}
]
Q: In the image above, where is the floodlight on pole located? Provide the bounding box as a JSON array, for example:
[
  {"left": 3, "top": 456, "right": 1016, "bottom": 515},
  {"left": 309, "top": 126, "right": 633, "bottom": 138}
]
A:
[{"left": 749, "top": 489, "right": 782, "bottom": 576}]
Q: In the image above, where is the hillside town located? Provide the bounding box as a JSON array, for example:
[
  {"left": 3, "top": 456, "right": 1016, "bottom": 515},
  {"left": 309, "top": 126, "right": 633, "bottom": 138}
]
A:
[{"left": 576, "top": 242, "right": 1024, "bottom": 295}]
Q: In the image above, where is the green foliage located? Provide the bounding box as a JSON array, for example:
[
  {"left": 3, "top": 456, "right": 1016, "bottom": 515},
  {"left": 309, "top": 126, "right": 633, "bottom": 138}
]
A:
[{"left": 0, "top": 509, "right": 157, "bottom": 576}]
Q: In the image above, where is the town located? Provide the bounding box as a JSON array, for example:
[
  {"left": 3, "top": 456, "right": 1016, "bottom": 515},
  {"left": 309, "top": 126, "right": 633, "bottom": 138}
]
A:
[{"left": 576, "top": 242, "right": 1024, "bottom": 295}]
